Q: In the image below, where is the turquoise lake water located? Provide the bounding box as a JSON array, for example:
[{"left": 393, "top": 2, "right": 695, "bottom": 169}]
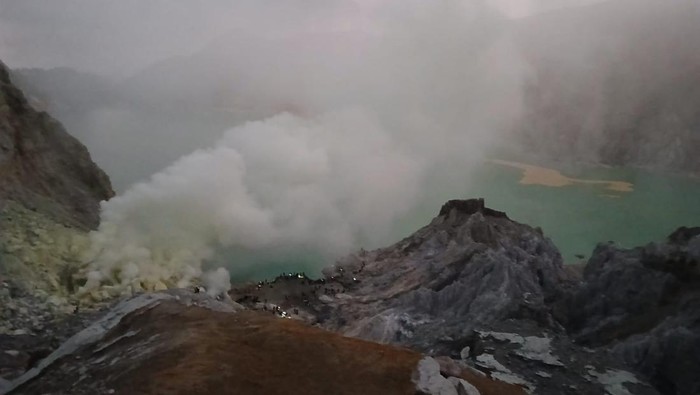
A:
[
  {"left": 225, "top": 160, "right": 700, "bottom": 282},
  {"left": 399, "top": 161, "right": 700, "bottom": 263}
]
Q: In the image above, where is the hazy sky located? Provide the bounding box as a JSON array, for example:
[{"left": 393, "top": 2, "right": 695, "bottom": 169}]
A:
[
  {"left": 0, "top": 0, "right": 605, "bottom": 77},
  {"left": 488, "top": 0, "right": 605, "bottom": 17},
  {"left": 0, "top": 1, "right": 356, "bottom": 75}
]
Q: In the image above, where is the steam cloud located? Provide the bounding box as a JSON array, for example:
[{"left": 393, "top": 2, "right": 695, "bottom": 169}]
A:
[
  {"left": 3, "top": 1, "right": 697, "bottom": 296},
  {"left": 82, "top": 110, "right": 427, "bottom": 295},
  {"left": 30, "top": 1, "right": 527, "bottom": 296}
]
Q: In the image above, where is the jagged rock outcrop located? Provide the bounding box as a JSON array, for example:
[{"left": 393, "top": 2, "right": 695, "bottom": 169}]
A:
[
  {"left": 0, "top": 60, "right": 113, "bottom": 230},
  {"left": 317, "top": 198, "right": 663, "bottom": 394},
  {"left": 320, "top": 198, "right": 572, "bottom": 351},
  {"left": 231, "top": 199, "right": 669, "bottom": 394},
  {"left": 2, "top": 290, "right": 524, "bottom": 395},
  {"left": 559, "top": 227, "right": 700, "bottom": 395}
]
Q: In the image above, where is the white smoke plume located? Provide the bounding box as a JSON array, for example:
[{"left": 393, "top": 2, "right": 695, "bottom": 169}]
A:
[
  {"left": 202, "top": 267, "right": 232, "bottom": 297},
  {"left": 68, "top": 1, "right": 527, "bottom": 295},
  {"left": 81, "top": 110, "right": 427, "bottom": 294}
]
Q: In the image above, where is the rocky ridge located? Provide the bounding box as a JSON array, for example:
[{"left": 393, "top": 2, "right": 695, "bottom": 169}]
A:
[
  {"left": 232, "top": 199, "right": 698, "bottom": 395},
  {"left": 319, "top": 198, "right": 571, "bottom": 347}
]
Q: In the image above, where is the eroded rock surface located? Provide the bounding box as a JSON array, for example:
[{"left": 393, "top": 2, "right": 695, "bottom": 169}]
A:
[
  {"left": 232, "top": 199, "right": 690, "bottom": 394},
  {"left": 320, "top": 198, "right": 572, "bottom": 350},
  {"left": 3, "top": 193, "right": 696, "bottom": 394},
  {"left": 559, "top": 228, "right": 700, "bottom": 395},
  {"left": 3, "top": 290, "right": 523, "bottom": 395},
  {"left": 0, "top": 58, "right": 115, "bottom": 389},
  {"left": 0, "top": 60, "right": 113, "bottom": 230}
]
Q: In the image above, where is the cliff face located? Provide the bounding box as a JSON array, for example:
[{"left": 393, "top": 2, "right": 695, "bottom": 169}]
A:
[
  {"left": 0, "top": 60, "right": 113, "bottom": 230},
  {"left": 0, "top": 60, "right": 114, "bottom": 368}
]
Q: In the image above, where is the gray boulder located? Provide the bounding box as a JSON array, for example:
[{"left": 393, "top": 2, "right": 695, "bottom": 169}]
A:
[{"left": 560, "top": 228, "right": 700, "bottom": 395}]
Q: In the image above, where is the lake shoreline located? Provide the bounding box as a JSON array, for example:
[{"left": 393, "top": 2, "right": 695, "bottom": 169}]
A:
[{"left": 488, "top": 159, "right": 635, "bottom": 193}]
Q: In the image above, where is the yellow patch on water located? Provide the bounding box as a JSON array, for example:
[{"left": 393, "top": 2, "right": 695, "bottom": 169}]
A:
[{"left": 490, "top": 159, "right": 634, "bottom": 193}]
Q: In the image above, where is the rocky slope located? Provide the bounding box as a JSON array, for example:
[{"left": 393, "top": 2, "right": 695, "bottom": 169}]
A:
[
  {"left": 232, "top": 199, "right": 698, "bottom": 394},
  {"left": 0, "top": 59, "right": 115, "bottom": 388},
  {"left": 0, "top": 58, "right": 113, "bottom": 306},
  {"left": 318, "top": 199, "right": 571, "bottom": 346},
  {"left": 0, "top": 57, "right": 114, "bottom": 295},
  {"left": 559, "top": 227, "right": 700, "bottom": 395},
  {"left": 2, "top": 194, "right": 697, "bottom": 394},
  {"left": 0, "top": 60, "right": 114, "bottom": 230},
  {"left": 2, "top": 290, "right": 524, "bottom": 395}
]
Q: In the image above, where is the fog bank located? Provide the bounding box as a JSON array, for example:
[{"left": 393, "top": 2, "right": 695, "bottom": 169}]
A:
[
  {"left": 76, "top": 1, "right": 527, "bottom": 295},
  {"left": 6, "top": 0, "right": 696, "bottom": 295}
]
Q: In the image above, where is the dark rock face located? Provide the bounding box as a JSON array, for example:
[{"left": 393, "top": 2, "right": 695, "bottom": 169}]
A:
[
  {"left": 313, "top": 199, "right": 662, "bottom": 394},
  {"left": 0, "top": 60, "right": 113, "bottom": 229},
  {"left": 437, "top": 198, "right": 509, "bottom": 219},
  {"left": 319, "top": 198, "right": 572, "bottom": 351},
  {"left": 560, "top": 229, "right": 700, "bottom": 395},
  {"left": 232, "top": 199, "right": 697, "bottom": 394},
  {"left": 0, "top": 60, "right": 114, "bottom": 388}
]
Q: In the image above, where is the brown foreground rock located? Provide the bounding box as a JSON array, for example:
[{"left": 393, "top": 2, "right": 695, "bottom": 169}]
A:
[{"left": 5, "top": 290, "right": 524, "bottom": 395}]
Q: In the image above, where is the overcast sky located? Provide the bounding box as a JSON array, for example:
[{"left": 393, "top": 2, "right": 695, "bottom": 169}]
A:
[{"left": 0, "top": 0, "right": 605, "bottom": 77}]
